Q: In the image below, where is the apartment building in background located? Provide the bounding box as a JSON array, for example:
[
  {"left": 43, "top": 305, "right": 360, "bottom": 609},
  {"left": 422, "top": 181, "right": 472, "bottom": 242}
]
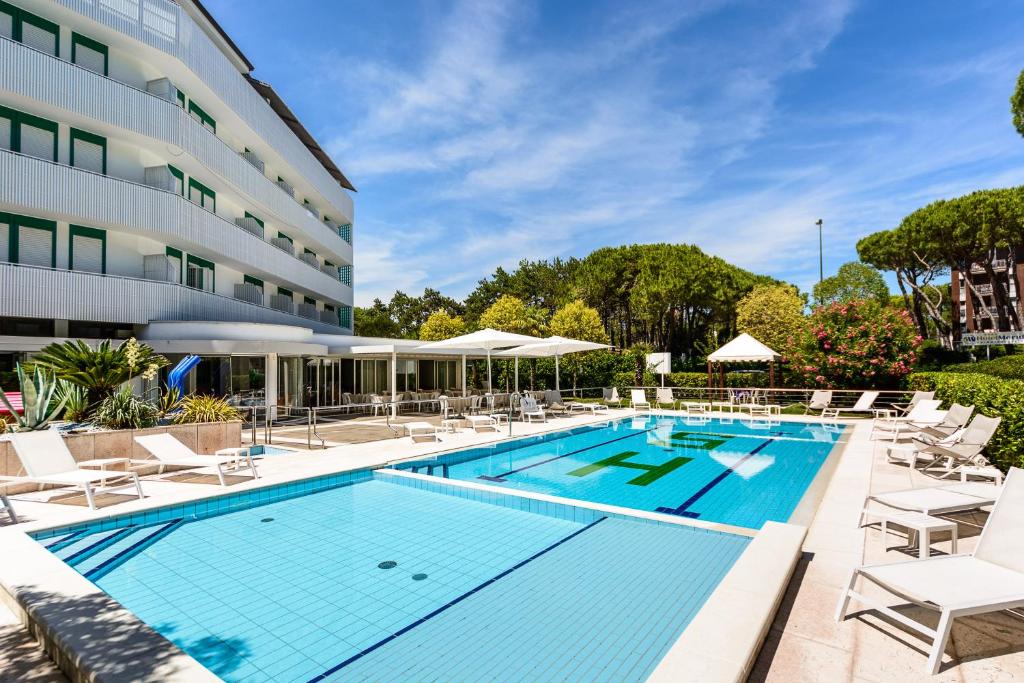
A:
[{"left": 951, "top": 248, "right": 1024, "bottom": 342}]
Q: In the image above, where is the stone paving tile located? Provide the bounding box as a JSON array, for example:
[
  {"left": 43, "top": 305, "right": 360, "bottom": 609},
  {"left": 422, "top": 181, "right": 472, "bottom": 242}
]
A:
[{"left": 0, "top": 604, "right": 65, "bottom": 682}]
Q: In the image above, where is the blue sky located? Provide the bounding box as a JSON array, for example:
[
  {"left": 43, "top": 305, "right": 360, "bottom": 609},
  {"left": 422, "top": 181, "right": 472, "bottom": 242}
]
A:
[{"left": 207, "top": 0, "right": 1024, "bottom": 305}]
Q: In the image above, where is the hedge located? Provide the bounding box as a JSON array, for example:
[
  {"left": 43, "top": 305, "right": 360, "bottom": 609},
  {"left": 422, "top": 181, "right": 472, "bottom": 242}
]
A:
[
  {"left": 945, "top": 355, "right": 1024, "bottom": 381},
  {"left": 908, "top": 371, "right": 1024, "bottom": 471}
]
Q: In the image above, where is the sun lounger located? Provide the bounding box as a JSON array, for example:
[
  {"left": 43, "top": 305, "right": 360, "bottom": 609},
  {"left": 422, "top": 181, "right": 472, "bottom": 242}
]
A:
[
  {"left": 9, "top": 430, "right": 144, "bottom": 509},
  {"left": 861, "top": 480, "right": 1000, "bottom": 521},
  {"left": 133, "top": 434, "right": 259, "bottom": 487},
  {"left": 631, "top": 389, "right": 651, "bottom": 412},
  {"left": 602, "top": 387, "right": 623, "bottom": 407},
  {"left": 871, "top": 400, "right": 944, "bottom": 440},
  {"left": 838, "top": 467, "right": 1024, "bottom": 674},
  {"left": 890, "top": 390, "right": 936, "bottom": 416},
  {"left": 915, "top": 403, "right": 975, "bottom": 441},
  {"left": 821, "top": 390, "right": 880, "bottom": 421},
  {"left": 803, "top": 390, "right": 833, "bottom": 415},
  {"left": 404, "top": 422, "right": 441, "bottom": 441},
  {"left": 465, "top": 415, "right": 500, "bottom": 432}
]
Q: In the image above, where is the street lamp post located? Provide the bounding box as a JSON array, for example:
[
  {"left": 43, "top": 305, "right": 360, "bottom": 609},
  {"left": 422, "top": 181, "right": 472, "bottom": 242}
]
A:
[{"left": 816, "top": 218, "right": 824, "bottom": 293}]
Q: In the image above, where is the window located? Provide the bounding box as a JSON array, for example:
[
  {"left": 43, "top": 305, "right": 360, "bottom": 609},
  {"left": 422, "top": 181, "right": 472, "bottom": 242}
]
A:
[
  {"left": 69, "top": 128, "right": 106, "bottom": 174},
  {"left": 0, "top": 2, "right": 58, "bottom": 55},
  {"left": 176, "top": 89, "right": 186, "bottom": 109},
  {"left": 339, "top": 264, "right": 352, "bottom": 286},
  {"left": 339, "top": 304, "right": 352, "bottom": 329},
  {"left": 243, "top": 275, "right": 263, "bottom": 291},
  {"left": 339, "top": 223, "right": 352, "bottom": 244},
  {"left": 277, "top": 286, "right": 293, "bottom": 298},
  {"left": 188, "top": 178, "right": 216, "bottom": 212},
  {"left": 69, "top": 225, "right": 105, "bottom": 273},
  {"left": 0, "top": 212, "right": 55, "bottom": 266},
  {"left": 71, "top": 32, "right": 107, "bottom": 75},
  {"left": 188, "top": 100, "right": 216, "bottom": 133},
  {"left": 168, "top": 165, "right": 184, "bottom": 195},
  {"left": 165, "top": 247, "right": 182, "bottom": 283},
  {"left": 185, "top": 254, "right": 214, "bottom": 292},
  {"left": 0, "top": 105, "right": 57, "bottom": 161}
]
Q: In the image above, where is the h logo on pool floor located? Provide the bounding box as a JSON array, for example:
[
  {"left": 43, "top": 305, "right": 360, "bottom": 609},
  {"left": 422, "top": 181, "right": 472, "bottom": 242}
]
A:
[{"left": 566, "top": 450, "right": 692, "bottom": 486}]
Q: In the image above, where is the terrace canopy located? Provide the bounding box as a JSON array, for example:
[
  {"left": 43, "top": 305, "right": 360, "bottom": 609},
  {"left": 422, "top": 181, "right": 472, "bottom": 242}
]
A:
[
  {"left": 417, "top": 328, "right": 541, "bottom": 392},
  {"left": 497, "top": 336, "right": 611, "bottom": 392},
  {"left": 706, "top": 333, "right": 781, "bottom": 388}
]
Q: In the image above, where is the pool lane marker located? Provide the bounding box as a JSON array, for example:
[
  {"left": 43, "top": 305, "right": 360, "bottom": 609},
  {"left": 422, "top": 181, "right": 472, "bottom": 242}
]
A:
[
  {"left": 477, "top": 426, "right": 662, "bottom": 482},
  {"left": 306, "top": 516, "right": 608, "bottom": 682},
  {"left": 655, "top": 439, "right": 774, "bottom": 519}
]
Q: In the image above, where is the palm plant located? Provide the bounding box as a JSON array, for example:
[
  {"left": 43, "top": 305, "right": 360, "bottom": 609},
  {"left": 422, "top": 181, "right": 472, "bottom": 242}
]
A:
[
  {"left": 0, "top": 364, "right": 67, "bottom": 431},
  {"left": 29, "top": 339, "right": 169, "bottom": 408}
]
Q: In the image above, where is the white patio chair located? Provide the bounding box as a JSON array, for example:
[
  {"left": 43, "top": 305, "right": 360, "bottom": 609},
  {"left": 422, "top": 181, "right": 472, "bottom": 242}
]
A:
[
  {"left": 519, "top": 396, "right": 546, "bottom": 423},
  {"left": 9, "top": 430, "right": 144, "bottom": 509},
  {"left": 821, "top": 390, "right": 880, "bottom": 421},
  {"left": 133, "top": 434, "right": 259, "bottom": 487},
  {"left": 891, "top": 390, "right": 936, "bottom": 416},
  {"left": 630, "top": 389, "right": 651, "bottom": 412},
  {"left": 838, "top": 467, "right": 1023, "bottom": 674},
  {"left": 804, "top": 389, "right": 833, "bottom": 415},
  {"left": 871, "top": 399, "right": 944, "bottom": 440},
  {"left": 655, "top": 387, "right": 677, "bottom": 410},
  {"left": 602, "top": 387, "right": 623, "bottom": 407},
  {"left": 860, "top": 480, "right": 1001, "bottom": 521}
]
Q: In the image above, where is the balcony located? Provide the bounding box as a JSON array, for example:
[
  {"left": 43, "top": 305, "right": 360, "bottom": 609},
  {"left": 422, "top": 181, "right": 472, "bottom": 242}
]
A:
[
  {"left": 970, "top": 260, "right": 1008, "bottom": 274},
  {"left": 975, "top": 283, "right": 994, "bottom": 296},
  {"left": 270, "top": 237, "right": 296, "bottom": 256},
  {"left": 297, "top": 303, "right": 319, "bottom": 320},
  {"left": 320, "top": 263, "right": 338, "bottom": 276},
  {"left": 320, "top": 310, "right": 337, "bottom": 325},
  {"left": 233, "top": 283, "right": 264, "bottom": 306},
  {"left": 0, "top": 37, "right": 353, "bottom": 260},
  {"left": 0, "top": 149, "right": 347, "bottom": 302},
  {"left": 234, "top": 216, "right": 265, "bottom": 239},
  {"left": 304, "top": 203, "right": 321, "bottom": 220},
  {"left": 269, "top": 294, "right": 295, "bottom": 315},
  {"left": 0, "top": 262, "right": 344, "bottom": 333},
  {"left": 276, "top": 179, "right": 295, "bottom": 198},
  {"left": 299, "top": 253, "right": 320, "bottom": 269},
  {"left": 241, "top": 150, "right": 265, "bottom": 174}
]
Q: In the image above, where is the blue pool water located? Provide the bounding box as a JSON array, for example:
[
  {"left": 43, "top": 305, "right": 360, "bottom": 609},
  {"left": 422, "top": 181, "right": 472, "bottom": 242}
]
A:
[
  {"left": 34, "top": 471, "right": 749, "bottom": 682},
  {"left": 398, "top": 415, "right": 845, "bottom": 529}
]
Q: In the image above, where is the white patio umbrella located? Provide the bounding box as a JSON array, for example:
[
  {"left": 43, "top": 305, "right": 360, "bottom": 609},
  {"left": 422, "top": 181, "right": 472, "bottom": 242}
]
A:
[
  {"left": 418, "top": 328, "right": 540, "bottom": 392},
  {"left": 497, "top": 336, "right": 611, "bottom": 392}
]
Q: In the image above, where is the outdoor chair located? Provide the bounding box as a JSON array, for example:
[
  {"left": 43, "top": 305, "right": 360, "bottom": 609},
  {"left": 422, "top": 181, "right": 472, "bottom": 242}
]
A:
[
  {"left": 519, "top": 396, "right": 546, "bottom": 423},
  {"left": 803, "top": 390, "right": 833, "bottom": 415},
  {"left": 655, "top": 387, "right": 678, "bottom": 410},
  {"left": 838, "top": 468, "right": 1023, "bottom": 674},
  {"left": 914, "top": 414, "right": 1002, "bottom": 479},
  {"left": 133, "top": 434, "right": 259, "bottom": 487},
  {"left": 821, "top": 390, "right": 880, "bottom": 421},
  {"left": 890, "top": 390, "right": 936, "bottom": 416},
  {"left": 871, "top": 400, "right": 944, "bottom": 440},
  {"left": 405, "top": 422, "right": 441, "bottom": 442},
  {"left": 8, "top": 430, "right": 145, "bottom": 510},
  {"left": 631, "top": 389, "right": 651, "bottom": 412},
  {"left": 602, "top": 387, "right": 622, "bottom": 407}
]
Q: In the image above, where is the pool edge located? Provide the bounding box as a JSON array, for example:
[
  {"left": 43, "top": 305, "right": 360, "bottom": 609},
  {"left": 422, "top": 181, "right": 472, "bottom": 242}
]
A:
[{"left": 647, "top": 521, "right": 807, "bottom": 683}]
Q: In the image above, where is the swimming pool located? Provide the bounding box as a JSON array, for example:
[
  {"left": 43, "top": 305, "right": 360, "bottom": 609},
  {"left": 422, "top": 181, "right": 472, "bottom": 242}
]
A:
[
  {"left": 33, "top": 470, "right": 750, "bottom": 682},
  {"left": 397, "top": 415, "right": 845, "bottom": 529}
]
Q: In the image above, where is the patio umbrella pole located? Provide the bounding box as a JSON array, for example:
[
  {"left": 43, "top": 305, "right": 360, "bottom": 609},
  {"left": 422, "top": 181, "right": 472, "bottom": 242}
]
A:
[
  {"left": 487, "top": 349, "right": 492, "bottom": 392},
  {"left": 515, "top": 356, "right": 519, "bottom": 393},
  {"left": 461, "top": 354, "right": 467, "bottom": 397},
  {"left": 555, "top": 354, "right": 560, "bottom": 392}
]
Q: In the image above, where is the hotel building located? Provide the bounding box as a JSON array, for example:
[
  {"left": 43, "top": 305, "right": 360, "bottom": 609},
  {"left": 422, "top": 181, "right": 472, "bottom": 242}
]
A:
[{"left": 951, "top": 248, "right": 1024, "bottom": 341}]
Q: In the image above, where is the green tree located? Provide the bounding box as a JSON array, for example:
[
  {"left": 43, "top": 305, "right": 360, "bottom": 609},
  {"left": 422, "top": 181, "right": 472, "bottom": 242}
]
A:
[
  {"left": 419, "top": 310, "right": 467, "bottom": 341},
  {"left": 813, "top": 262, "right": 890, "bottom": 306},
  {"left": 1012, "top": 68, "right": 1024, "bottom": 138},
  {"left": 736, "top": 284, "right": 806, "bottom": 354},
  {"left": 548, "top": 300, "right": 609, "bottom": 343},
  {"left": 29, "top": 339, "right": 168, "bottom": 408},
  {"left": 478, "top": 294, "right": 547, "bottom": 336},
  {"left": 354, "top": 300, "right": 399, "bottom": 338}
]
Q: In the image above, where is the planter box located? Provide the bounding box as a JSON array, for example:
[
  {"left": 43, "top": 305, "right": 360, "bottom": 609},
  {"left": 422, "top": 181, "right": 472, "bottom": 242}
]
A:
[{"left": 0, "top": 421, "right": 242, "bottom": 494}]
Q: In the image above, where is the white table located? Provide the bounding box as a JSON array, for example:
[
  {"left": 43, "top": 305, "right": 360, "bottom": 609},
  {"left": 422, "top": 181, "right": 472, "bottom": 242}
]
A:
[
  {"left": 873, "top": 510, "right": 958, "bottom": 559},
  {"left": 79, "top": 457, "right": 132, "bottom": 486}
]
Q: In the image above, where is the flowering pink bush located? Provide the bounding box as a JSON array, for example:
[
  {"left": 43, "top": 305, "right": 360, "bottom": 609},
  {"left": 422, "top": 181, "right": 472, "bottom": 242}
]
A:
[{"left": 785, "top": 300, "right": 921, "bottom": 388}]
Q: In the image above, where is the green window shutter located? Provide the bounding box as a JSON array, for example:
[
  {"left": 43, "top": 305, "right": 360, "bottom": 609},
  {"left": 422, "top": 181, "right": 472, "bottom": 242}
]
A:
[
  {"left": 17, "top": 6, "right": 58, "bottom": 56},
  {"left": 185, "top": 254, "right": 215, "bottom": 292},
  {"left": 9, "top": 214, "right": 56, "bottom": 267},
  {"left": 188, "top": 101, "right": 216, "bottom": 133},
  {"left": 1, "top": 107, "right": 58, "bottom": 161},
  {"left": 277, "top": 232, "right": 293, "bottom": 244},
  {"left": 243, "top": 275, "right": 264, "bottom": 290},
  {"left": 0, "top": 212, "right": 10, "bottom": 262},
  {"left": 167, "top": 165, "right": 184, "bottom": 195},
  {"left": 165, "top": 246, "right": 183, "bottom": 283},
  {"left": 277, "top": 286, "right": 293, "bottom": 298},
  {"left": 176, "top": 89, "right": 186, "bottom": 109},
  {"left": 244, "top": 211, "right": 264, "bottom": 228},
  {"left": 188, "top": 178, "right": 216, "bottom": 212},
  {"left": 69, "top": 128, "right": 106, "bottom": 175},
  {"left": 71, "top": 32, "right": 108, "bottom": 76},
  {"left": 338, "top": 264, "right": 352, "bottom": 286},
  {"left": 0, "top": 106, "right": 13, "bottom": 152},
  {"left": 69, "top": 225, "right": 106, "bottom": 273}
]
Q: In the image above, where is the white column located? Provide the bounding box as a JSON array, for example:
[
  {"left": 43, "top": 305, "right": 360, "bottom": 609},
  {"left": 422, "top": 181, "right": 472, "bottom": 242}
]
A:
[
  {"left": 487, "top": 350, "right": 492, "bottom": 391},
  {"left": 391, "top": 351, "right": 398, "bottom": 418},
  {"left": 515, "top": 356, "right": 519, "bottom": 393},
  {"left": 266, "top": 352, "right": 278, "bottom": 420},
  {"left": 462, "top": 354, "right": 467, "bottom": 396},
  {"left": 555, "top": 354, "right": 560, "bottom": 392}
]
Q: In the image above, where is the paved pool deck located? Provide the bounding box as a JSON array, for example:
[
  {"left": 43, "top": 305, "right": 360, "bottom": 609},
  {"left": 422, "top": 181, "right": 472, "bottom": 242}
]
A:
[{"left": 1, "top": 410, "right": 1021, "bottom": 681}]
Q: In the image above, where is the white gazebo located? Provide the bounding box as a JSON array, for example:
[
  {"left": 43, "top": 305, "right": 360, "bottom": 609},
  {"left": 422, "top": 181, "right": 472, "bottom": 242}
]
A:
[{"left": 706, "top": 333, "right": 781, "bottom": 387}]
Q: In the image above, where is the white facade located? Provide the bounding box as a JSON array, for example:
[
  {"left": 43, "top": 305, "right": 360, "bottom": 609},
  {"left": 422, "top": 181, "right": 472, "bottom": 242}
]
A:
[{"left": 0, "top": 0, "right": 355, "bottom": 343}]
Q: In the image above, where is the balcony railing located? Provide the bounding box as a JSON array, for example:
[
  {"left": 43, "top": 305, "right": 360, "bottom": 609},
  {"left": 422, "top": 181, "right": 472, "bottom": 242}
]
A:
[
  {"left": 975, "top": 284, "right": 994, "bottom": 296},
  {"left": 299, "top": 253, "right": 320, "bottom": 269},
  {"left": 297, "top": 302, "right": 319, "bottom": 320},
  {"left": 0, "top": 262, "right": 343, "bottom": 332},
  {"left": 234, "top": 216, "right": 265, "bottom": 239},
  {"left": 241, "top": 150, "right": 265, "bottom": 174},
  {"left": 233, "top": 283, "right": 264, "bottom": 306},
  {"left": 321, "top": 263, "right": 337, "bottom": 276},
  {"left": 320, "top": 310, "right": 337, "bottom": 325},
  {"left": 971, "top": 260, "right": 1008, "bottom": 274},
  {"left": 269, "top": 294, "right": 295, "bottom": 314},
  {"left": 276, "top": 179, "right": 295, "bottom": 198},
  {"left": 304, "top": 204, "right": 321, "bottom": 220},
  {"left": 270, "top": 237, "right": 296, "bottom": 256}
]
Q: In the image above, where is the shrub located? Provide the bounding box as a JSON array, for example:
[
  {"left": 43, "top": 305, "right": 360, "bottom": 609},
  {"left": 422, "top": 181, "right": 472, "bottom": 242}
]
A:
[
  {"left": 30, "top": 338, "right": 168, "bottom": 407},
  {"left": 945, "top": 354, "right": 1024, "bottom": 381},
  {"left": 787, "top": 299, "right": 921, "bottom": 388},
  {"left": 94, "top": 386, "right": 158, "bottom": 430},
  {"left": 908, "top": 371, "right": 1024, "bottom": 471},
  {"left": 173, "top": 395, "right": 242, "bottom": 424}
]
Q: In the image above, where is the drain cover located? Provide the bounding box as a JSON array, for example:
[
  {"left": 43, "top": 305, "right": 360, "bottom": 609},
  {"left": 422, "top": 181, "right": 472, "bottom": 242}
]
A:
[
  {"left": 412, "top": 573, "right": 428, "bottom": 581},
  {"left": 261, "top": 517, "right": 274, "bottom": 523},
  {"left": 378, "top": 560, "right": 398, "bottom": 569}
]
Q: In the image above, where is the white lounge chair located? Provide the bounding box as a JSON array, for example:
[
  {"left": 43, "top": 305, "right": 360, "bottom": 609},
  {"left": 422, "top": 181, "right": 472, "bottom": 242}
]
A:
[
  {"left": 861, "top": 480, "right": 1000, "bottom": 521},
  {"left": 838, "top": 467, "right": 1023, "bottom": 674},
  {"left": 915, "top": 403, "right": 975, "bottom": 441},
  {"left": 655, "top": 387, "right": 678, "bottom": 410},
  {"left": 915, "top": 414, "right": 1002, "bottom": 480},
  {"left": 404, "top": 422, "right": 441, "bottom": 441},
  {"left": 891, "top": 390, "right": 936, "bottom": 416},
  {"left": 631, "top": 389, "right": 651, "bottom": 412},
  {"left": 465, "top": 415, "right": 500, "bottom": 432},
  {"left": 9, "top": 430, "right": 144, "bottom": 510},
  {"left": 821, "top": 390, "right": 880, "bottom": 421},
  {"left": 519, "top": 396, "right": 546, "bottom": 423},
  {"left": 871, "top": 399, "right": 944, "bottom": 440},
  {"left": 133, "top": 434, "right": 259, "bottom": 487},
  {"left": 804, "top": 389, "right": 833, "bottom": 415},
  {"left": 602, "top": 387, "right": 623, "bottom": 407}
]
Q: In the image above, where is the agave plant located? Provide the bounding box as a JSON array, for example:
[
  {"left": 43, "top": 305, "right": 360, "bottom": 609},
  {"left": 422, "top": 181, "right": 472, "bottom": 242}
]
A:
[
  {"left": 55, "top": 381, "right": 90, "bottom": 423},
  {"left": 94, "top": 386, "right": 158, "bottom": 430},
  {"left": 0, "top": 364, "right": 68, "bottom": 431},
  {"left": 29, "top": 338, "right": 169, "bottom": 408},
  {"left": 157, "top": 385, "right": 183, "bottom": 417},
  {"left": 173, "top": 394, "right": 242, "bottom": 424}
]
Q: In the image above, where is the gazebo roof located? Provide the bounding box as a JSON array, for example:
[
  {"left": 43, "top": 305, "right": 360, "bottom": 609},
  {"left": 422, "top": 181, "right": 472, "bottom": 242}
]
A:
[{"left": 707, "top": 333, "right": 780, "bottom": 363}]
